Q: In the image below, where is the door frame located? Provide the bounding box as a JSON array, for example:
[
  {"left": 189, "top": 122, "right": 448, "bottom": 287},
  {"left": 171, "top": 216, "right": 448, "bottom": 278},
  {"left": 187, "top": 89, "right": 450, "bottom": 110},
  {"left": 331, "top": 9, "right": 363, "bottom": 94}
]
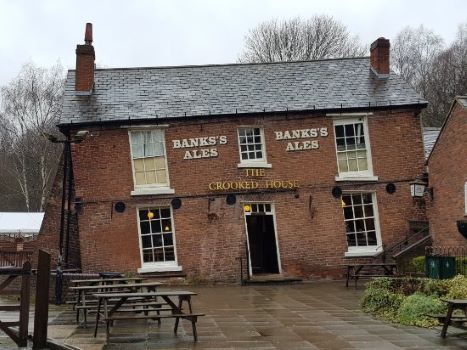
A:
[{"left": 242, "top": 201, "right": 282, "bottom": 276}]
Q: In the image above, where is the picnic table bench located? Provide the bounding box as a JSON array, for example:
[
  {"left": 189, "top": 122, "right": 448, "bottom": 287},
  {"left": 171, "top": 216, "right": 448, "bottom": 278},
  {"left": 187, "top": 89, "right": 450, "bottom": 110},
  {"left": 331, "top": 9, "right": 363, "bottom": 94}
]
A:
[
  {"left": 344, "top": 263, "right": 397, "bottom": 288},
  {"left": 435, "top": 299, "right": 467, "bottom": 338},
  {"left": 70, "top": 277, "right": 146, "bottom": 285},
  {"left": 70, "top": 281, "right": 162, "bottom": 326},
  {"left": 93, "top": 291, "right": 204, "bottom": 341}
]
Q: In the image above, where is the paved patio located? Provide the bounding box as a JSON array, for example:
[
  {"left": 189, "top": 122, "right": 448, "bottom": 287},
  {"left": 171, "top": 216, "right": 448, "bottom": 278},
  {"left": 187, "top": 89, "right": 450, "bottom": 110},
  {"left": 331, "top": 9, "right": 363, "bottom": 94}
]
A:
[{"left": 2, "top": 281, "right": 467, "bottom": 349}]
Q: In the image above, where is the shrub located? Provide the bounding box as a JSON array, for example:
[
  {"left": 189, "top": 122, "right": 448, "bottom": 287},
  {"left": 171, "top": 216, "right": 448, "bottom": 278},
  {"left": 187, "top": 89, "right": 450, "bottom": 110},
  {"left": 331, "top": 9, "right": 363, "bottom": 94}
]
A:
[
  {"left": 361, "top": 278, "right": 405, "bottom": 322},
  {"left": 420, "top": 278, "right": 449, "bottom": 297},
  {"left": 397, "top": 293, "right": 446, "bottom": 327},
  {"left": 446, "top": 274, "right": 467, "bottom": 299},
  {"left": 409, "top": 256, "right": 425, "bottom": 274}
]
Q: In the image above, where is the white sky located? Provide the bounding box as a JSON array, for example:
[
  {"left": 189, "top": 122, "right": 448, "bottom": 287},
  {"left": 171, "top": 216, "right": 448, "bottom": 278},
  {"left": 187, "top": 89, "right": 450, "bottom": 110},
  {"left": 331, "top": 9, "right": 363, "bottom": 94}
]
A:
[{"left": 0, "top": 0, "right": 466, "bottom": 86}]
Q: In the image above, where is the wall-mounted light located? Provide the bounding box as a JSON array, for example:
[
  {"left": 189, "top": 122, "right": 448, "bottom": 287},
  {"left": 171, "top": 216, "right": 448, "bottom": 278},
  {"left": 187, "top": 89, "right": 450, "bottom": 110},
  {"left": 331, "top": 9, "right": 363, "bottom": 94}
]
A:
[
  {"left": 410, "top": 179, "right": 427, "bottom": 198},
  {"left": 244, "top": 204, "right": 251, "bottom": 213}
]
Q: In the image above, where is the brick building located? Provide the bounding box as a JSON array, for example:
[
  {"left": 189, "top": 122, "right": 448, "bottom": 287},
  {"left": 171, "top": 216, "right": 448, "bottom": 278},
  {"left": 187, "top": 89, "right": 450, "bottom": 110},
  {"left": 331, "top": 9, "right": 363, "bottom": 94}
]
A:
[
  {"left": 40, "top": 25, "right": 428, "bottom": 282},
  {"left": 427, "top": 96, "right": 467, "bottom": 247}
]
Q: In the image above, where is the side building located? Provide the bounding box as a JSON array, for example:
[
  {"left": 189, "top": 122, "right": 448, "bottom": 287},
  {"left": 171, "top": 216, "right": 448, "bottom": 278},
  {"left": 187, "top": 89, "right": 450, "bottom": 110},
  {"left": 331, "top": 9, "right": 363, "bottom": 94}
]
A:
[
  {"left": 427, "top": 96, "right": 467, "bottom": 248},
  {"left": 39, "top": 25, "right": 428, "bottom": 282}
]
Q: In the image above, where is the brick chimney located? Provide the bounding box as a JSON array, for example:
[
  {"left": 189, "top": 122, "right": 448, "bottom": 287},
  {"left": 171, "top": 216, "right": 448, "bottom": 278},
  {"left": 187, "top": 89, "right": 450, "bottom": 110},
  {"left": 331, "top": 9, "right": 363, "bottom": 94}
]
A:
[
  {"left": 370, "top": 37, "right": 390, "bottom": 79},
  {"left": 75, "top": 23, "right": 95, "bottom": 94}
]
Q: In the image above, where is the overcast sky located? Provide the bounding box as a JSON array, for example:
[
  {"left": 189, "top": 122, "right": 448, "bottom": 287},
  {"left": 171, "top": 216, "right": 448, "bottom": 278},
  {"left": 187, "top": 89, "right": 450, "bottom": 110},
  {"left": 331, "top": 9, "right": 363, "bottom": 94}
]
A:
[{"left": 0, "top": 0, "right": 466, "bottom": 86}]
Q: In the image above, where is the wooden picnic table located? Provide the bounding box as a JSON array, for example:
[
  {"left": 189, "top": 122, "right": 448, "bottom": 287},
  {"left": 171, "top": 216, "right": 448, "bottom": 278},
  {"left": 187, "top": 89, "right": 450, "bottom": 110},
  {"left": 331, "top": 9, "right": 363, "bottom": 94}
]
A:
[
  {"left": 71, "top": 281, "right": 162, "bottom": 326},
  {"left": 92, "top": 291, "right": 204, "bottom": 341},
  {"left": 344, "top": 263, "right": 397, "bottom": 288},
  {"left": 440, "top": 299, "right": 467, "bottom": 338}
]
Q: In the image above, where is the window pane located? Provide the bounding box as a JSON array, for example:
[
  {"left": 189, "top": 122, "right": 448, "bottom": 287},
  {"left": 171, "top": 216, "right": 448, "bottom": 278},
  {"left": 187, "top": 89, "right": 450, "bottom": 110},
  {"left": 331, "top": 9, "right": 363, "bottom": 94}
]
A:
[
  {"left": 362, "top": 193, "right": 373, "bottom": 204},
  {"left": 367, "top": 231, "right": 377, "bottom": 245},
  {"left": 151, "top": 220, "right": 161, "bottom": 233},
  {"left": 164, "top": 247, "right": 175, "bottom": 261},
  {"left": 144, "top": 157, "right": 156, "bottom": 171},
  {"left": 354, "top": 206, "right": 364, "bottom": 219},
  {"left": 335, "top": 125, "right": 344, "bottom": 138},
  {"left": 152, "top": 235, "right": 163, "bottom": 247},
  {"left": 345, "top": 124, "right": 354, "bottom": 137},
  {"left": 336, "top": 138, "right": 345, "bottom": 150},
  {"left": 365, "top": 219, "right": 375, "bottom": 231},
  {"left": 358, "top": 158, "right": 368, "bottom": 171},
  {"left": 143, "top": 250, "right": 153, "bottom": 262},
  {"left": 131, "top": 142, "right": 144, "bottom": 159},
  {"left": 338, "top": 160, "right": 348, "bottom": 172},
  {"left": 162, "top": 219, "right": 171, "bottom": 232},
  {"left": 352, "top": 195, "right": 362, "bottom": 205},
  {"left": 134, "top": 159, "right": 144, "bottom": 171},
  {"left": 348, "top": 159, "right": 358, "bottom": 171},
  {"left": 154, "top": 248, "right": 164, "bottom": 262},
  {"left": 347, "top": 233, "right": 356, "bottom": 246},
  {"left": 343, "top": 207, "right": 353, "bottom": 220},
  {"left": 355, "top": 219, "right": 365, "bottom": 231},
  {"left": 163, "top": 233, "right": 173, "bottom": 246},
  {"left": 146, "top": 171, "right": 156, "bottom": 184},
  {"left": 140, "top": 221, "right": 150, "bottom": 234},
  {"left": 364, "top": 205, "right": 374, "bottom": 217},
  {"left": 161, "top": 208, "right": 171, "bottom": 218},
  {"left": 135, "top": 172, "right": 146, "bottom": 185},
  {"left": 356, "top": 232, "right": 366, "bottom": 246},
  {"left": 142, "top": 235, "right": 152, "bottom": 248},
  {"left": 154, "top": 157, "right": 166, "bottom": 170},
  {"left": 156, "top": 170, "right": 167, "bottom": 184}
]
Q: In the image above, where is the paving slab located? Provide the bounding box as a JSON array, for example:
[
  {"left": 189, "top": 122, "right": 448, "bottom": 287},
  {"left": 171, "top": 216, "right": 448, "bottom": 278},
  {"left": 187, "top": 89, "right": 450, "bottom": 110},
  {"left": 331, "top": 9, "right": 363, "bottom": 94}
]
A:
[{"left": 2, "top": 281, "right": 467, "bottom": 349}]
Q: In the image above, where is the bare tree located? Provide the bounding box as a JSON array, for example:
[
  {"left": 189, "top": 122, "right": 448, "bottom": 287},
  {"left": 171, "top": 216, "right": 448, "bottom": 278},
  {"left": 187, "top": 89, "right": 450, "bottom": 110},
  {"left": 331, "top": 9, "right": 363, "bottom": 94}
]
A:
[
  {"left": 392, "top": 23, "right": 466, "bottom": 126},
  {"left": 423, "top": 23, "right": 467, "bottom": 126},
  {"left": 391, "top": 25, "right": 444, "bottom": 97},
  {"left": 238, "top": 16, "right": 367, "bottom": 63},
  {"left": 0, "top": 63, "right": 64, "bottom": 211}
]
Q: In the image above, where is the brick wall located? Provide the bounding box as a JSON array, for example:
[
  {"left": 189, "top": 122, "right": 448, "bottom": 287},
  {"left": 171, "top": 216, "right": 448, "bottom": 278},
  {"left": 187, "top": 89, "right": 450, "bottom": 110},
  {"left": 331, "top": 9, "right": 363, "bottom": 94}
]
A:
[
  {"left": 428, "top": 101, "right": 467, "bottom": 247},
  {"left": 40, "top": 108, "right": 426, "bottom": 281}
]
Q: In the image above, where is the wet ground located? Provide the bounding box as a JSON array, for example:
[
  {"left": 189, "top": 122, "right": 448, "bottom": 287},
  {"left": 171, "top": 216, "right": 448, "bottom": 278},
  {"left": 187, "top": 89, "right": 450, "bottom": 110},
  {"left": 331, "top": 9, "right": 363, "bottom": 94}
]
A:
[{"left": 1, "top": 281, "right": 467, "bottom": 349}]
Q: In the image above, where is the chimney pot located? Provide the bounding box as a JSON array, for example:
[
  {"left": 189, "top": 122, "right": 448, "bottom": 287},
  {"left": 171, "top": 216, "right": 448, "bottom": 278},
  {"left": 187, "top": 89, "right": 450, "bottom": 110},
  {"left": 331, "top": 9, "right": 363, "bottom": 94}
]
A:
[
  {"left": 84, "top": 23, "right": 93, "bottom": 45},
  {"left": 370, "top": 37, "right": 390, "bottom": 78}
]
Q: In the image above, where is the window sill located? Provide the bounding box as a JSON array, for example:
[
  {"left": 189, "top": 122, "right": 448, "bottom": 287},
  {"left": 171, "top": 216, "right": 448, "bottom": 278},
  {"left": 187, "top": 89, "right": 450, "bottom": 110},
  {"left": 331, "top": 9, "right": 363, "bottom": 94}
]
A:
[
  {"left": 344, "top": 249, "right": 382, "bottom": 258},
  {"left": 237, "top": 162, "right": 272, "bottom": 169},
  {"left": 335, "top": 175, "right": 379, "bottom": 182},
  {"left": 131, "top": 188, "right": 175, "bottom": 196},
  {"left": 137, "top": 265, "right": 183, "bottom": 273}
]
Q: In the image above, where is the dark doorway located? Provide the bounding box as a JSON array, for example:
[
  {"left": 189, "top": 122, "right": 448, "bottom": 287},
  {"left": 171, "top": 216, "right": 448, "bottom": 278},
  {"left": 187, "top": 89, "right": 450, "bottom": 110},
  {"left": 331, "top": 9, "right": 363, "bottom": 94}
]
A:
[{"left": 246, "top": 214, "right": 279, "bottom": 274}]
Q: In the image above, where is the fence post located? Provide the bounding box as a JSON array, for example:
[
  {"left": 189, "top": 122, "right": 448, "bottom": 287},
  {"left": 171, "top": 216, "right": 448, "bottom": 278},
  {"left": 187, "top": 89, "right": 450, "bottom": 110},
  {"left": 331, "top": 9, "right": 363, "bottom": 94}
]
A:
[
  {"left": 55, "top": 262, "right": 63, "bottom": 305},
  {"left": 33, "top": 250, "right": 51, "bottom": 349},
  {"left": 18, "top": 261, "right": 31, "bottom": 347}
]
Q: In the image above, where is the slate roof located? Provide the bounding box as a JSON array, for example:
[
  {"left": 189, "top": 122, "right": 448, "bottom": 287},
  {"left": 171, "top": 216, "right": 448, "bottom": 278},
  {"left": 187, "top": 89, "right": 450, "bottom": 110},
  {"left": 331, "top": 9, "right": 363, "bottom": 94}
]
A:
[
  {"left": 422, "top": 127, "right": 441, "bottom": 159},
  {"left": 60, "top": 57, "right": 426, "bottom": 126}
]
